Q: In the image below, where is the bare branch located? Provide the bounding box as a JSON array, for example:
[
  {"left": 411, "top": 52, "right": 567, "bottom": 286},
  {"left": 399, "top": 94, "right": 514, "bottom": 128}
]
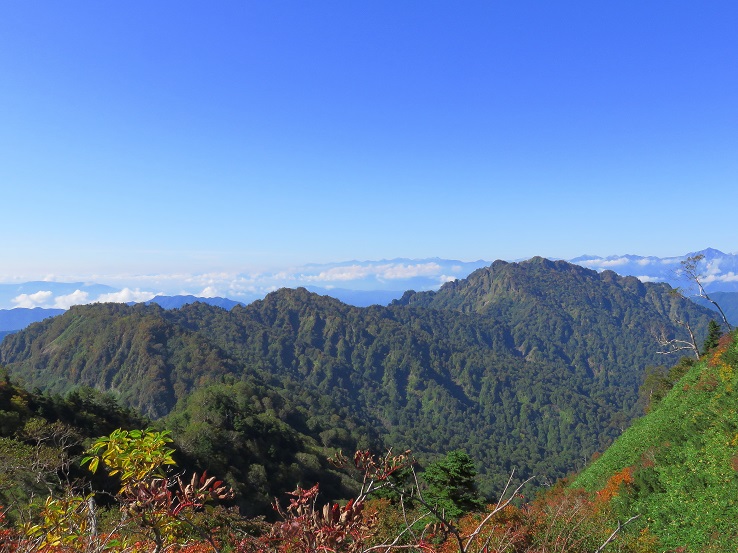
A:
[
  {"left": 655, "top": 321, "right": 700, "bottom": 359},
  {"left": 679, "top": 254, "right": 732, "bottom": 331},
  {"left": 593, "top": 514, "right": 640, "bottom": 553},
  {"left": 363, "top": 509, "right": 433, "bottom": 553},
  {"left": 462, "top": 474, "right": 535, "bottom": 553}
]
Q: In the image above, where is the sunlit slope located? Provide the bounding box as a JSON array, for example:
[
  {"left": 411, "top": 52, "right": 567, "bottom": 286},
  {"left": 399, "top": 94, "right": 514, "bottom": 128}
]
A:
[{"left": 574, "top": 331, "right": 738, "bottom": 550}]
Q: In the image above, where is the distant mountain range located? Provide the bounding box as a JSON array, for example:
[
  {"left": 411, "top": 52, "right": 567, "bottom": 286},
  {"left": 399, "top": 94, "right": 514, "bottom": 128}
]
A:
[
  {"left": 571, "top": 248, "right": 738, "bottom": 325},
  {"left": 0, "top": 249, "right": 736, "bottom": 332},
  {"left": 692, "top": 291, "right": 738, "bottom": 326},
  {"left": 0, "top": 307, "right": 65, "bottom": 332},
  {"left": 571, "top": 247, "right": 738, "bottom": 293}
]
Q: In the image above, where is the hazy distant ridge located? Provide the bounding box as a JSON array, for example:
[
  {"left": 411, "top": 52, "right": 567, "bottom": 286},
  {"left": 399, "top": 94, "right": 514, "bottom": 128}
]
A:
[
  {"left": 0, "top": 248, "right": 736, "bottom": 313},
  {"left": 0, "top": 307, "right": 65, "bottom": 332}
]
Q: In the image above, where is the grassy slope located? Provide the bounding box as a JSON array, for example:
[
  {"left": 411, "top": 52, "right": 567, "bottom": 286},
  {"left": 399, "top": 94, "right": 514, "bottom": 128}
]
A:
[{"left": 573, "top": 331, "right": 738, "bottom": 550}]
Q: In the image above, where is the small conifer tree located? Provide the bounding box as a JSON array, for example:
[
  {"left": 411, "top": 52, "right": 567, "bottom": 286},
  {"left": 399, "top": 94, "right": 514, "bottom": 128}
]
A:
[
  {"left": 701, "top": 319, "right": 723, "bottom": 356},
  {"left": 422, "top": 450, "right": 484, "bottom": 519}
]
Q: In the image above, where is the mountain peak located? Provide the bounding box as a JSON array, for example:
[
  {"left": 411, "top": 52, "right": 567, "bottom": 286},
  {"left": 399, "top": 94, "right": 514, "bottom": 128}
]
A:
[{"left": 692, "top": 247, "right": 727, "bottom": 258}]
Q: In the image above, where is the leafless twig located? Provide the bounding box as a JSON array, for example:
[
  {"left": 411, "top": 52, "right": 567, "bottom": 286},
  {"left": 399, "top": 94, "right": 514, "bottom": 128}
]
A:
[{"left": 593, "top": 515, "right": 640, "bottom": 553}]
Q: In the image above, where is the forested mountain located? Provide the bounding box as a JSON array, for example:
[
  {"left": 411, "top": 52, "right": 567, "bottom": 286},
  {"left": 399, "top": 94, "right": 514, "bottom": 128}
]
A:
[
  {"left": 395, "top": 257, "right": 711, "bottom": 384},
  {"left": 141, "top": 295, "right": 246, "bottom": 310},
  {"left": 0, "top": 369, "right": 356, "bottom": 519},
  {"left": 0, "top": 258, "right": 718, "bottom": 498},
  {"left": 0, "top": 297, "right": 242, "bottom": 335}
]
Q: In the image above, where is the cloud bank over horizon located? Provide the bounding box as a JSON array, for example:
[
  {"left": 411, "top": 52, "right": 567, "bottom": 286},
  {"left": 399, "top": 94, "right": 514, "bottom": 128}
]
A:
[
  {"left": 0, "top": 259, "right": 490, "bottom": 311},
  {"left": 1, "top": 250, "right": 737, "bottom": 311},
  {"left": 10, "top": 288, "right": 159, "bottom": 310}
]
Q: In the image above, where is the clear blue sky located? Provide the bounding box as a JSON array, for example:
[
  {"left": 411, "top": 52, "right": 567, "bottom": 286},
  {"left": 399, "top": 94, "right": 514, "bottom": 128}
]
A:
[{"left": 2, "top": 1, "right": 736, "bottom": 280}]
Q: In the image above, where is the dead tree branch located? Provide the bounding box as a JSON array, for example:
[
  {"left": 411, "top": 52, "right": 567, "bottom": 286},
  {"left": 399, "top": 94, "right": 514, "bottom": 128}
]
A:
[
  {"left": 655, "top": 321, "right": 700, "bottom": 359},
  {"left": 679, "top": 254, "right": 732, "bottom": 331},
  {"left": 593, "top": 514, "right": 640, "bottom": 553}
]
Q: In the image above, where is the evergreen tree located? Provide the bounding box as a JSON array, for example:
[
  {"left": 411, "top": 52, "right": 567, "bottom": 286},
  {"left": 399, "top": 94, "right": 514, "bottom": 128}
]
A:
[
  {"left": 702, "top": 320, "right": 722, "bottom": 356},
  {"left": 422, "top": 450, "right": 484, "bottom": 519}
]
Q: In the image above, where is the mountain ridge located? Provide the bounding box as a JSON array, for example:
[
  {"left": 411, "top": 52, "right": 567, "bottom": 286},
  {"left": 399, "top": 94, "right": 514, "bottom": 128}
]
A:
[{"left": 0, "top": 258, "right": 720, "bottom": 498}]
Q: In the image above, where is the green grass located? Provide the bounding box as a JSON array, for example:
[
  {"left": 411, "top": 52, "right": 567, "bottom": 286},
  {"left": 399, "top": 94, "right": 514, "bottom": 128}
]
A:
[{"left": 573, "top": 331, "right": 738, "bottom": 551}]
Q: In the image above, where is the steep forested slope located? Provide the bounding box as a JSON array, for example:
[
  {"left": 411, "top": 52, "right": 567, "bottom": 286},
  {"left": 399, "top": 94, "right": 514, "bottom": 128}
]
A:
[
  {"left": 0, "top": 259, "right": 717, "bottom": 497},
  {"left": 573, "top": 331, "right": 738, "bottom": 551},
  {"left": 396, "top": 258, "right": 711, "bottom": 389},
  {"left": 0, "top": 302, "right": 245, "bottom": 417}
]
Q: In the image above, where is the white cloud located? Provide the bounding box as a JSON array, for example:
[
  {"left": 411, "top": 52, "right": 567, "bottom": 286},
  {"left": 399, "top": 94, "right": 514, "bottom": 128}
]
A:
[
  {"left": 223, "top": 281, "right": 260, "bottom": 296},
  {"left": 635, "top": 275, "right": 662, "bottom": 283},
  {"left": 704, "top": 259, "right": 722, "bottom": 276},
  {"left": 12, "top": 290, "right": 53, "bottom": 308},
  {"left": 302, "top": 266, "right": 372, "bottom": 282},
  {"left": 4, "top": 261, "right": 487, "bottom": 306},
  {"left": 272, "top": 271, "right": 297, "bottom": 281},
  {"left": 78, "top": 272, "right": 270, "bottom": 301},
  {"left": 637, "top": 259, "right": 652, "bottom": 266},
  {"left": 199, "top": 286, "right": 219, "bottom": 298},
  {"left": 597, "top": 258, "right": 630, "bottom": 267},
  {"left": 379, "top": 262, "right": 443, "bottom": 279},
  {"left": 703, "top": 272, "right": 738, "bottom": 284},
  {"left": 95, "top": 288, "right": 157, "bottom": 304},
  {"left": 54, "top": 290, "right": 89, "bottom": 309},
  {"left": 298, "top": 262, "right": 446, "bottom": 283}
]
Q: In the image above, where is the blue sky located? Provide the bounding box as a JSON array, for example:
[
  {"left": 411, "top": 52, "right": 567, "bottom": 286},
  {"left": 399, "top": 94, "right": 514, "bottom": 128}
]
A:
[{"left": 1, "top": 1, "right": 736, "bottom": 284}]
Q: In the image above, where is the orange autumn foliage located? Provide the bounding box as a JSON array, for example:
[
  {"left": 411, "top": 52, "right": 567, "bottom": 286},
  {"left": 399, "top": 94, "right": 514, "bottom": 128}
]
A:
[
  {"left": 596, "top": 467, "right": 633, "bottom": 504},
  {"left": 436, "top": 504, "right": 530, "bottom": 553}
]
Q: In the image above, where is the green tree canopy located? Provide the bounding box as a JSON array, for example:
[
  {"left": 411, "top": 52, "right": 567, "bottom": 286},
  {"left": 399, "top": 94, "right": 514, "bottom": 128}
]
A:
[{"left": 422, "top": 450, "right": 484, "bottom": 519}]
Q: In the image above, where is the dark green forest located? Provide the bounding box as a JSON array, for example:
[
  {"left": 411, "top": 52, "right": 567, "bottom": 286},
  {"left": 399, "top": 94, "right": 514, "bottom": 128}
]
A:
[{"left": 0, "top": 259, "right": 716, "bottom": 504}]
